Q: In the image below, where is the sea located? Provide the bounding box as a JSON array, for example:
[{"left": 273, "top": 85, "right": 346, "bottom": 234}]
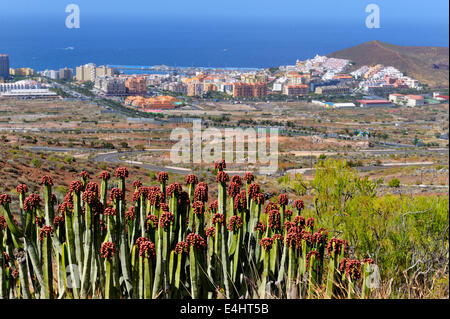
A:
[{"left": 0, "top": 16, "right": 448, "bottom": 72}]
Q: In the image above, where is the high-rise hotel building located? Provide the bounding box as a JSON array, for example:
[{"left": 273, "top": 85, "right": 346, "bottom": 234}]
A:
[{"left": 0, "top": 54, "right": 10, "bottom": 80}]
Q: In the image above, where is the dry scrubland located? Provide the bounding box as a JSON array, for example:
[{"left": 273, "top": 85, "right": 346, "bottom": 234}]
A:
[{"left": 0, "top": 99, "right": 448, "bottom": 298}]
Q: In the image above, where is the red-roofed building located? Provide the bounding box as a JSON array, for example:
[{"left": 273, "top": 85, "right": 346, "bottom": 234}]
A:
[{"left": 357, "top": 99, "right": 394, "bottom": 108}]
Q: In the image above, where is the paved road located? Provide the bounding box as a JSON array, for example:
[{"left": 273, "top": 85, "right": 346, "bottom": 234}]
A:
[{"left": 93, "top": 151, "right": 192, "bottom": 175}]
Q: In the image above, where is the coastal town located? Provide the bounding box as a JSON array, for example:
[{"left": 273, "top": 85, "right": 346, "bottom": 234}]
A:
[{"left": 1, "top": 52, "right": 448, "bottom": 112}]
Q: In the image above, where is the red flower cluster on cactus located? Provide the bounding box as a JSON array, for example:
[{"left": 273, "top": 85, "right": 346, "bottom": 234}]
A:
[
  {"left": 244, "top": 172, "right": 255, "bottom": 184},
  {"left": 132, "top": 180, "right": 143, "bottom": 189},
  {"left": 247, "top": 182, "right": 260, "bottom": 200},
  {"left": 115, "top": 167, "right": 129, "bottom": 179},
  {"left": 79, "top": 171, "right": 90, "bottom": 180},
  {"left": 227, "top": 182, "right": 240, "bottom": 198},
  {"left": 264, "top": 202, "right": 279, "bottom": 215},
  {"left": 339, "top": 257, "right": 349, "bottom": 272},
  {"left": 278, "top": 194, "right": 289, "bottom": 206},
  {"left": 16, "top": 184, "right": 28, "bottom": 195},
  {"left": 194, "top": 185, "right": 208, "bottom": 202},
  {"left": 145, "top": 214, "right": 158, "bottom": 229},
  {"left": 272, "top": 234, "right": 283, "bottom": 242},
  {"left": 346, "top": 259, "right": 362, "bottom": 280},
  {"left": 159, "top": 211, "right": 175, "bottom": 228},
  {"left": 326, "top": 238, "right": 347, "bottom": 256},
  {"left": 40, "top": 175, "right": 54, "bottom": 186},
  {"left": 109, "top": 187, "right": 124, "bottom": 201},
  {"left": 104, "top": 207, "right": 117, "bottom": 216},
  {"left": 192, "top": 201, "right": 205, "bottom": 215},
  {"left": 227, "top": 215, "right": 243, "bottom": 232},
  {"left": 99, "top": 171, "right": 111, "bottom": 181},
  {"left": 82, "top": 190, "right": 97, "bottom": 205},
  {"left": 268, "top": 209, "right": 281, "bottom": 231},
  {"left": 186, "top": 233, "right": 207, "bottom": 249},
  {"left": 363, "top": 258, "right": 375, "bottom": 265},
  {"left": 0, "top": 194, "right": 11, "bottom": 206},
  {"left": 230, "top": 175, "right": 242, "bottom": 186},
  {"left": 139, "top": 239, "right": 156, "bottom": 259},
  {"left": 185, "top": 174, "right": 199, "bottom": 186},
  {"left": 100, "top": 242, "right": 116, "bottom": 259},
  {"left": 254, "top": 193, "right": 265, "bottom": 205},
  {"left": 147, "top": 187, "right": 164, "bottom": 207},
  {"left": 167, "top": 182, "right": 183, "bottom": 198},
  {"left": 212, "top": 213, "right": 225, "bottom": 226},
  {"left": 125, "top": 207, "right": 136, "bottom": 221},
  {"left": 69, "top": 180, "right": 84, "bottom": 193},
  {"left": 53, "top": 214, "right": 65, "bottom": 228},
  {"left": 0, "top": 216, "right": 7, "bottom": 230},
  {"left": 157, "top": 171, "right": 169, "bottom": 183},
  {"left": 197, "top": 182, "right": 209, "bottom": 193},
  {"left": 216, "top": 171, "right": 229, "bottom": 184},
  {"left": 233, "top": 191, "right": 247, "bottom": 211},
  {"left": 293, "top": 199, "right": 304, "bottom": 211},
  {"left": 306, "top": 217, "right": 314, "bottom": 229},
  {"left": 286, "top": 226, "right": 302, "bottom": 248},
  {"left": 306, "top": 250, "right": 321, "bottom": 268},
  {"left": 23, "top": 194, "right": 40, "bottom": 212},
  {"left": 285, "top": 209, "right": 293, "bottom": 220},
  {"left": 209, "top": 201, "right": 219, "bottom": 213},
  {"left": 260, "top": 237, "right": 274, "bottom": 251},
  {"left": 135, "top": 237, "right": 148, "bottom": 247},
  {"left": 160, "top": 203, "right": 169, "bottom": 212},
  {"left": 293, "top": 215, "right": 305, "bottom": 228},
  {"left": 301, "top": 230, "right": 313, "bottom": 245},
  {"left": 35, "top": 216, "right": 44, "bottom": 227},
  {"left": 254, "top": 222, "right": 266, "bottom": 233},
  {"left": 174, "top": 241, "right": 189, "bottom": 255},
  {"left": 39, "top": 225, "right": 54, "bottom": 241},
  {"left": 284, "top": 221, "right": 295, "bottom": 232},
  {"left": 214, "top": 159, "right": 226, "bottom": 171},
  {"left": 312, "top": 232, "right": 327, "bottom": 244},
  {"left": 206, "top": 226, "right": 216, "bottom": 237}
]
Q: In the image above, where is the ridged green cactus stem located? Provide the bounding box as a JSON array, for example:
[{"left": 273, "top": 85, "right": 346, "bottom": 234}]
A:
[
  {"left": 60, "top": 242, "right": 71, "bottom": 298},
  {"left": 115, "top": 168, "right": 134, "bottom": 298},
  {"left": 325, "top": 239, "right": 339, "bottom": 299},
  {"left": 362, "top": 259, "right": 375, "bottom": 299},
  {"left": 173, "top": 242, "right": 188, "bottom": 293},
  {"left": 217, "top": 168, "right": 231, "bottom": 299},
  {"left": 40, "top": 225, "right": 54, "bottom": 298},
  {"left": 137, "top": 238, "right": 155, "bottom": 299},
  {"left": 15, "top": 249, "right": 30, "bottom": 299},
  {"left": 80, "top": 189, "right": 96, "bottom": 299},
  {"left": 63, "top": 204, "right": 79, "bottom": 298},
  {"left": 186, "top": 233, "right": 207, "bottom": 299},
  {"left": 278, "top": 194, "right": 289, "bottom": 226},
  {"left": 40, "top": 176, "right": 55, "bottom": 227},
  {"left": 139, "top": 189, "right": 147, "bottom": 238},
  {"left": 167, "top": 183, "right": 181, "bottom": 247},
  {"left": 259, "top": 237, "right": 273, "bottom": 298},
  {"left": 101, "top": 242, "right": 116, "bottom": 299},
  {"left": 16, "top": 184, "right": 28, "bottom": 227},
  {"left": 286, "top": 244, "right": 298, "bottom": 298},
  {"left": 227, "top": 215, "right": 243, "bottom": 283},
  {"left": 306, "top": 250, "right": 320, "bottom": 299},
  {"left": 70, "top": 183, "right": 84, "bottom": 275}
]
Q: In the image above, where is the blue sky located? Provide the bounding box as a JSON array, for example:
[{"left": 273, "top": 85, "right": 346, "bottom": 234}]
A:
[{"left": 0, "top": 0, "right": 448, "bottom": 25}]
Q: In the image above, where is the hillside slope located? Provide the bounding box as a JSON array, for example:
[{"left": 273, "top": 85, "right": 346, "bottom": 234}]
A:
[{"left": 328, "top": 40, "right": 449, "bottom": 87}]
